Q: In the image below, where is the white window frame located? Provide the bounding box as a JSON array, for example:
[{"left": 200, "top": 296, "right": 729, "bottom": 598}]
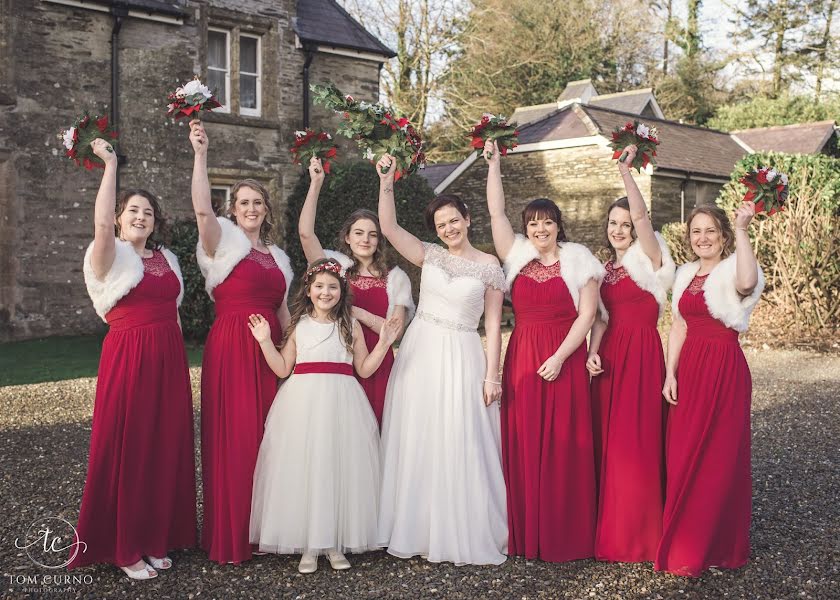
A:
[
  {"left": 210, "top": 184, "right": 231, "bottom": 215},
  {"left": 239, "top": 33, "right": 262, "bottom": 117},
  {"left": 207, "top": 27, "right": 231, "bottom": 113}
]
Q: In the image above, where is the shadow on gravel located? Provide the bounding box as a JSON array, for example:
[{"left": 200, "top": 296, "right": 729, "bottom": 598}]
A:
[{"left": 0, "top": 373, "right": 835, "bottom": 600}]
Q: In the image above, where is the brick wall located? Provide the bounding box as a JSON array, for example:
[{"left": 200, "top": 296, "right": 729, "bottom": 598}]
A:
[{"left": 0, "top": 0, "right": 384, "bottom": 341}]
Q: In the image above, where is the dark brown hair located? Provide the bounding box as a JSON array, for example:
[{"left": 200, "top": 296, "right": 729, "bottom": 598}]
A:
[
  {"left": 280, "top": 258, "right": 355, "bottom": 354},
  {"left": 424, "top": 194, "right": 470, "bottom": 231},
  {"left": 520, "top": 198, "right": 567, "bottom": 242},
  {"left": 115, "top": 188, "right": 166, "bottom": 249},
  {"left": 602, "top": 197, "right": 637, "bottom": 262},
  {"left": 684, "top": 205, "right": 736, "bottom": 259},
  {"left": 229, "top": 179, "right": 276, "bottom": 244},
  {"left": 336, "top": 209, "right": 389, "bottom": 279}
]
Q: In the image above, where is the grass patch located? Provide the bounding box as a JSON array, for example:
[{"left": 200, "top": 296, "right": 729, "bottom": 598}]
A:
[{"left": 0, "top": 335, "right": 203, "bottom": 387}]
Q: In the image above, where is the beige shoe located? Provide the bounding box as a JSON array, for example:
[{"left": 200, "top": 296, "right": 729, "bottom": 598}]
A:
[
  {"left": 120, "top": 560, "right": 157, "bottom": 580},
  {"left": 298, "top": 552, "right": 318, "bottom": 573},
  {"left": 146, "top": 555, "right": 172, "bottom": 570},
  {"left": 327, "top": 550, "right": 351, "bottom": 570}
]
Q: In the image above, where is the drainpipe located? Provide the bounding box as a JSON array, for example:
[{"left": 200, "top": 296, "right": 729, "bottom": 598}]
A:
[
  {"left": 302, "top": 46, "right": 315, "bottom": 128},
  {"left": 111, "top": 4, "right": 128, "bottom": 187},
  {"left": 680, "top": 172, "right": 693, "bottom": 222}
]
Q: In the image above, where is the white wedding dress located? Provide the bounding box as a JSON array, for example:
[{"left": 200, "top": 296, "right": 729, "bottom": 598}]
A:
[{"left": 378, "top": 242, "right": 509, "bottom": 565}]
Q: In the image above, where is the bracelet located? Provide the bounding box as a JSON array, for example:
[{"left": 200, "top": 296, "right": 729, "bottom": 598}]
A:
[
  {"left": 619, "top": 170, "right": 632, "bottom": 177},
  {"left": 484, "top": 379, "right": 502, "bottom": 385}
]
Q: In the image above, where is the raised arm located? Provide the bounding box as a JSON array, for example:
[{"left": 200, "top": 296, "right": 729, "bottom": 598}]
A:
[
  {"left": 248, "top": 314, "right": 296, "bottom": 378},
  {"left": 733, "top": 201, "right": 758, "bottom": 296},
  {"left": 538, "top": 279, "right": 599, "bottom": 381},
  {"left": 298, "top": 157, "right": 328, "bottom": 263},
  {"left": 354, "top": 317, "right": 402, "bottom": 377},
  {"left": 484, "top": 140, "right": 516, "bottom": 260},
  {"left": 662, "top": 314, "right": 687, "bottom": 405},
  {"left": 483, "top": 285, "right": 504, "bottom": 406},
  {"left": 89, "top": 139, "right": 119, "bottom": 280},
  {"left": 189, "top": 119, "right": 222, "bottom": 257},
  {"left": 619, "top": 144, "right": 660, "bottom": 268},
  {"left": 376, "top": 154, "right": 425, "bottom": 266}
]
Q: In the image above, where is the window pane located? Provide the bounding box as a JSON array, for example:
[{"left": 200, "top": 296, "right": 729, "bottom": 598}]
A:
[
  {"left": 207, "top": 70, "right": 226, "bottom": 104},
  {"left": 210, "top": 188, "right": 228, "bottom": 214},
  {"left": 241, "top": 75, "right": 257, "bottom": 109},
  {"left": 208, "top": 31, "right": 227, "bottom": 69},
  {"left": 240, "top": 37, "right": 258, "bottom": 73}
]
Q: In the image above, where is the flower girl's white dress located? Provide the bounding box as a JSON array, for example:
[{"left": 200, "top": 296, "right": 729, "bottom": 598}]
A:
[{"left": 249, "top": 315, "right": 381, "bottom": 555}]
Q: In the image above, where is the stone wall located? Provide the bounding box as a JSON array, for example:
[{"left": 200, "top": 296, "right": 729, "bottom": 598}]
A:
[
  {"left": 649, "top": 175, "right": 725, "bottom": 227},
  {"left": 0, "top": 0, "right": 384, "bottom": 341}
]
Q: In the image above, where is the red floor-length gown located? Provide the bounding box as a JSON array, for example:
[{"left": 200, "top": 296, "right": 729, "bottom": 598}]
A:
[
  {"left": 655, "top": 274, "right": 752, "bottom": 576},
  {"left": 348, "top": 274, "right": 394, "bottom": 427},
  {"left": 201, "top": 249, "right": 286, "bottom": 564},
  {"left": 71, "top": 251, "right": 196, "bottom": 568},
  {"left": 501, "top": 260, "right": 596, "bottom": 562},
  {"left": 591, "top": 262, "right": 666, "bottom": 562}
]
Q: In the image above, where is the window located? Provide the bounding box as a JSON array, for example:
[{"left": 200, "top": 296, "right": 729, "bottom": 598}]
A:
[
  {"left": 239, "top": 35, "right": 261, "bottom": 116},
  {"left": 211, "top": 185, "right": 231, "bottom": 215},
  {"left": 207, "top": 29, "right": 230, "bottom": 113}
]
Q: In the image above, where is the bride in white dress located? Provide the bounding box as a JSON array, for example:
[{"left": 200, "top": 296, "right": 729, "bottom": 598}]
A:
[{"left": 375, "top": 154, "right": 508, "bottom": 566}]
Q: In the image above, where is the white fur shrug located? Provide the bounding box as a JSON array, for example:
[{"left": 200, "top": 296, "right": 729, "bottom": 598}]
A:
[
  {"left": 196, "top": 217, "right": 293, "bottom": 305},
  {"left": 672, "top": 253, "right": 765, "bottom": 332},
  {"left": 503, "top": 234, "right": 605, "bottom": 309},
  {"left": 83, "top": 239, "right": 184, "bottom": 322},
  {"left": 324, "top": 249, "right": 416, "bottom": 320}
]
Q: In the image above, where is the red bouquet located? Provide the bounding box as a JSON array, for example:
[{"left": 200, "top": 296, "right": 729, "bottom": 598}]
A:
[
  {"left": 609, "top": 120, "right": 659, "bottom": 172},
  {"left": 469, "top": 113, "right": 519, "bottom": 157},
  {"left": 739, "top": 167, "right": 788, "bottom": 217},
  {"left": 310, "top": 83, "right": 425, "bottom": 181},
  {"left": 60, "top": 112, "right": 119, "bottom": 170},
  {"left": 166, "top": 77, "right": 222, "bottom": 120},
  {"left": 290, "top": 129, "right": 338, "bottom": 174}
]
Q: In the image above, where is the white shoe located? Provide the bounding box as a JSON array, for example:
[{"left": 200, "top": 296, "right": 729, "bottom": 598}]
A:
[
  {"left": 120, "top": 561, "right": 157, "bottom": 580},
  {"left": 298, "top": 553, "right": 318, "bottom": 573},
  {"left": 327, "top": 550, "right": 351, "bottom": 570},
  {"left": 146, "top": 555, "right": 172, "bottom": 570}
]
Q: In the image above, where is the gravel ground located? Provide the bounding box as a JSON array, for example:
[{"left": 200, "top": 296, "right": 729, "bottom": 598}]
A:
[{"left": 1, "top": 346, "right": 837, "bottom": 600}]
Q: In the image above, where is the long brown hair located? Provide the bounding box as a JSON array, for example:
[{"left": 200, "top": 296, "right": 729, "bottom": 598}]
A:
[
  {"left": 229, "top": 179, "right": 276, "bottom": 244},
  {"left": 336, "top": 209, "right": 389, "bottom": 279},
  {"left": 684, "top": 205, "right": 735, "bottom": 260},
  {"left": 280, "top": 258, "right": 355, "bottom": 353},
  {"left": 601, "top": 196, "right": 637, "bottom": 262},
  {"left": 115, "top": 188, "right": 166, "bottom": 249}
]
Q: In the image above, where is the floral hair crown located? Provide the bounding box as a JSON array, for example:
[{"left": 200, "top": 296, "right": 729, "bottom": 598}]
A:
[{"left": 305, "top": 260, "right": 344, "bottom": 281}]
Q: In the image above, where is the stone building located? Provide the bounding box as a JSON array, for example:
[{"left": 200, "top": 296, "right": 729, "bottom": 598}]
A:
[
  {"left": 425, "top": 81, "right": 838, "bottom": 249},
  {"left": 0, "top": 0, "right": 393, "bottom": 341}
]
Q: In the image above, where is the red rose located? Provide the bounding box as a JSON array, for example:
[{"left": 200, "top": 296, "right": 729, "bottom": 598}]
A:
[
  {"left": 325, "top": 147, "right": 337, "bottom": 158},
  {"left": 398, "top": 117, "right": 409, "bottom": 128},
  {"left": 96, "top": 116, "right": 109, "bottom": 132},
  {"left": 756, "top": 170, "right": 768, "bottom": 184}
]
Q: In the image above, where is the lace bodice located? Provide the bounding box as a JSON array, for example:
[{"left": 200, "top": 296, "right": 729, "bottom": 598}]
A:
[
  {"left": 142, "top": 251, "right": 172, "bottom": 277},
  {"left": 603, "top": 261, "right": 629, "bottom": 285},
  {"left": 246, "top": 248, "right": 280, "bottom": 270},
  {"left": 415, "top": 243, "right": 506, "bottom": 332},
  {"left": 519, "top": 260, "right": 561, "bottom": 283},
  {"left": 687, "top": 274, "right": 709, "bottom": 295},
  {"left": 294, "top": 315, "right": 353, "bottom": 364}
]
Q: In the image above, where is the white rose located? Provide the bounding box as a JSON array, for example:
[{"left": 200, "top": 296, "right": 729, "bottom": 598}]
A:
[
  {"left": 294, "top": 130, "right": 307, "bottom": 138},
  {"left": 636, "top": 123, "right": 650, "bottom": 138},
  {"left": 363, "top": 148, "right": 375, "bottom": 160},
  {"left": 178, "top": 79, "right": 213, "bottom": 99},
  {"left": 766, "top": 168, "right": 777, "bottom": 182},
  {"left": 780, "top": 173, "right": 788, "bottom": 186},
  {"left": 325, "top": 133, "right": 332, "bottom": 139},
  {"left": 62, "top": 127, "right": 76, "bottom": 150}
]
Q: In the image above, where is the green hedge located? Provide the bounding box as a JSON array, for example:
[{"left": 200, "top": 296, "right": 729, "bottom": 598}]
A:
[{"left": 168, "top": 219, "right": 215, "bottom": 341}]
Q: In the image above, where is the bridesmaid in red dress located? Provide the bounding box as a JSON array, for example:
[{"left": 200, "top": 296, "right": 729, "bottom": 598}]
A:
[
  {"left": 484, "top": 140, "right": 604, "bottom": 562},
  {"left": 188, "top": 121, "right": 293, "bottom": 564},
  {"left": 72, "top": 139, "right": 196, "bottom": 579},
  {"left": 586, "top": 144, "right": 675, "bottom": 563},
  {"left": 657, "top": 203, "right": 763, "bottom": 576},
  {"left": 297, "top": 157, "right": 414, "bottom": 426}
]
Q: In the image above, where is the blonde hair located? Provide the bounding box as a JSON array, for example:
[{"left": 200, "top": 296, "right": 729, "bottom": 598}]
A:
[{"left": 228, "top": 179, "right": 275, "bottom": 244}]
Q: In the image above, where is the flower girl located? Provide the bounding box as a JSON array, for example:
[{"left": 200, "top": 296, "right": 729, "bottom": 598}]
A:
[{"left": 247, "top": 258, "right": 400, "bottom": 573}]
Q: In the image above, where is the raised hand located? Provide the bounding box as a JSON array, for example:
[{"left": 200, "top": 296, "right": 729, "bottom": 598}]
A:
[
  {"left": 620, "top": 144, "right": 638, "bottom": 171},
  {"left": 733, "top": 200, "right": 756, "bottom": 230},
  {"left": 586, "top": 353, "right": 603, "bottom": 376},
  {"left": 378, "top": 315, "right": 402, "bottom": 347},
  {"left": 537, "top": 354, "right": 564, "bottom": 382},
  {"left": 189, "top": 119, "right": 208, "bottom": 155},
  {"left": 308, "top": 156, "right": 325, "bottom": 183},
  {"left": 377, "top": 153, "right": 395, "bottom": 184},
  {"left": 247, "top": 313, "right": 271, "bottom": 344},
  {"left": 663, "top": 374, "right": 678, "bottom": 406},
  {"left": 90, "top": 138, "right": 117, "bottom": 165},
  {"left": 483, "top": 139, "right": 500, "bottom": 166}
]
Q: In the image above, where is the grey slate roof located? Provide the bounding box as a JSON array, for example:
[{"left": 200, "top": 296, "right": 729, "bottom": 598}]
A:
[
  {"left": 417, "top": 163, "right": 459, "bottom": 190},
  {"left": 589, "top": 89, "right": 656, "bottom": 116},
  {"left": 510, "top": 103, "right": 559, "bottom": 126},
  {"left": 731, "top": 121, "right": 837, "bottom": 154},
  {"left": 295, "top": 0, "right": 396, "bottom": 57},
  {"left": 558, "top": 79, "right": 596, "bottom": 102}
]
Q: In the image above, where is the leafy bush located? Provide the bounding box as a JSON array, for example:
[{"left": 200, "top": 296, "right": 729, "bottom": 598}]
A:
[
  {"left": 708, "top": 93, "right": 840, "bottom": 133},
  {"left": 168, "top": 219, "right": 215, "bottom": 341},
  {"left": 660, "top": 221, "right": 691, "bottom": 266},
  {"left": 284, "top": 160, "right": 435, "bottom": 297},
  {"left": 716, "top": 152, "right": 840, "bottom": 341}
]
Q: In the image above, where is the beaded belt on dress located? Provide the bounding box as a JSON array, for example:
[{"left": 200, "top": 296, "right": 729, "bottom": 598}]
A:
[{"left": 415, "top": 309, "right": 475, "bottom": 332}]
